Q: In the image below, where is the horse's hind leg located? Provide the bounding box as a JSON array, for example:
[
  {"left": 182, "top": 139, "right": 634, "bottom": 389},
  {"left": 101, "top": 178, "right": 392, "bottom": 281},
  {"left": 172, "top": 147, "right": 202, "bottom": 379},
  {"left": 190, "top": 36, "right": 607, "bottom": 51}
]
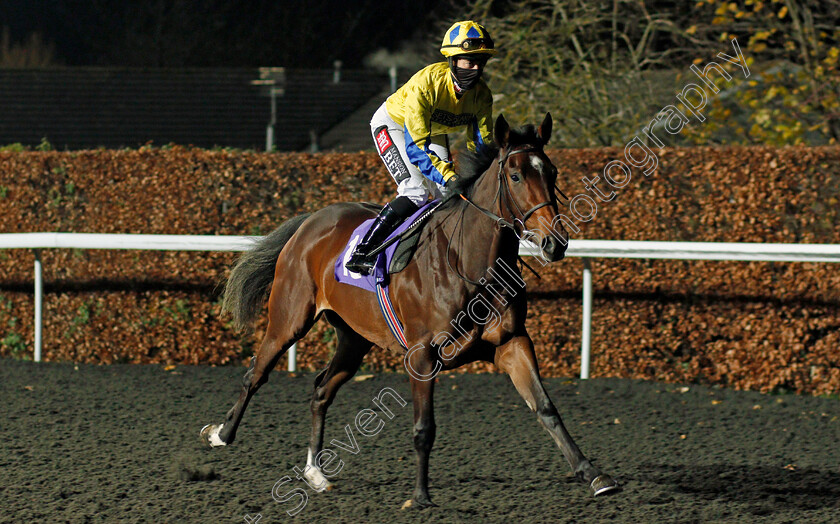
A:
[
  {"left": 201, "top": 291, "right": 318, "bottom": 447},
  {"left": 303, "top": 312, "right": 372, "bottom": 491},
  {"left": 495, "top": 335, "right": 620, "bottom": 496}
]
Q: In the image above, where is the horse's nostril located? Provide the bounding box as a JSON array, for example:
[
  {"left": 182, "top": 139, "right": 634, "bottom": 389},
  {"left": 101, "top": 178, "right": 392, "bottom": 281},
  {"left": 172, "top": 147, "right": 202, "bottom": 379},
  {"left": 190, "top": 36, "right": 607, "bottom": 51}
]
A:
[
  {"left": 541, "top": 236, "right": 566, "bottom": 262},
  {"left": 543, "top": 237, "right": 556, "bottom": 256}
]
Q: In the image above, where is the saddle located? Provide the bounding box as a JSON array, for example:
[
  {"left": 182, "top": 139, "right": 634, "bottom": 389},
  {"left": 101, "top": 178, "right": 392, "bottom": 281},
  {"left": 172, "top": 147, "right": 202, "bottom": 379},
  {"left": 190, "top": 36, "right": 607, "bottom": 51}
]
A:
[
  {"left": 389, "top": 214, "right": 424, "bottom": 274},
  {"left": 334, "top": 200, "right": 437, "bottom": 291}
]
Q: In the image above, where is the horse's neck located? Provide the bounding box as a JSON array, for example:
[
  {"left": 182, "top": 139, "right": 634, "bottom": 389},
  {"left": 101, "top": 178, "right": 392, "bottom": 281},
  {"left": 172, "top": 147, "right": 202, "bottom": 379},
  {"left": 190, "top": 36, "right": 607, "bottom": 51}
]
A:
[{"left": 443, "top": 164, "right": 518, "bottom": 278}]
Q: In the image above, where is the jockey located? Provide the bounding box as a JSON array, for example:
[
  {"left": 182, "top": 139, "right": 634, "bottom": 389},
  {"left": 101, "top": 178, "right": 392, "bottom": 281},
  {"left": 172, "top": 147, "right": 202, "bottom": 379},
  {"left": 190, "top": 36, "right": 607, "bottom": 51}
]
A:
[{"left": 344, "top": 20, "right": 497, "bottom": 275}]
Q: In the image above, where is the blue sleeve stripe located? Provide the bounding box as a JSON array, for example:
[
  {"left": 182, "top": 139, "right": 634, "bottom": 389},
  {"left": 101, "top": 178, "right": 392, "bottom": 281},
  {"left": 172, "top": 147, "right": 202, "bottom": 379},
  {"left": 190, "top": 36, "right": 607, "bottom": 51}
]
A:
[
  {"left": 404, "top": 125, "right": 447, "bottom": 185},
  {"left": 473, "top": 117, "right": 486, "bottom": 153},
  {"left": 472, "top": 116, "right": 490, "bottom": 155}
]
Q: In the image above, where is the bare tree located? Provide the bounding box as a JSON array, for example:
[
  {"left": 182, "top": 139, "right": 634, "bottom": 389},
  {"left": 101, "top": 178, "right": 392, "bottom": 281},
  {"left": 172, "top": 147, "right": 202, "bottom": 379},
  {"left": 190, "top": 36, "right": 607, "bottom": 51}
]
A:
[{"left": 452, "top": 0, "right": 840, "bottom": 146}]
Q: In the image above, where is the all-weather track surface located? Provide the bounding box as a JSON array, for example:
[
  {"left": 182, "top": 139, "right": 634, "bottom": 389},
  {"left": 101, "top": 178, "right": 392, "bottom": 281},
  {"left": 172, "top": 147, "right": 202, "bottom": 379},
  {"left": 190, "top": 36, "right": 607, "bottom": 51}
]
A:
[{"left": 1, "top": 359, "right": 839, "bottom": 523}]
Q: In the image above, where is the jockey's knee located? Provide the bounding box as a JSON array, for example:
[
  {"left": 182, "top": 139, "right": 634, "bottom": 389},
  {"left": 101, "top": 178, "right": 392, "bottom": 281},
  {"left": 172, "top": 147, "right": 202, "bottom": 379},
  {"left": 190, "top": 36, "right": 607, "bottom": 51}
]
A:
[
  {"left": 396, "top": 186, "right": 430, "bottom": 208},
  {"left": 390, "top": 195, "right": 420, "bottom": 217}
]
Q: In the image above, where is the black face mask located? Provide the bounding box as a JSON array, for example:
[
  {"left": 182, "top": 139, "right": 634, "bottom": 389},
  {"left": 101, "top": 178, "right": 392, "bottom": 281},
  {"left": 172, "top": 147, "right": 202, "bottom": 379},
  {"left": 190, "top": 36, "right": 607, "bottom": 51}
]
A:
[{"left": 452, "top": 66, "right": 482, "bottom": 92}]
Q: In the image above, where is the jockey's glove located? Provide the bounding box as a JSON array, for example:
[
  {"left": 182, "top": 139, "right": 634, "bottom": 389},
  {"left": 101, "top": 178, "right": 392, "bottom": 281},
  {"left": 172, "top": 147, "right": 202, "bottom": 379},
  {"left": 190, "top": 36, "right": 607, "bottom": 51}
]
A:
[{"left": 445, "top": 175, "right": 463, "bottom": 195}]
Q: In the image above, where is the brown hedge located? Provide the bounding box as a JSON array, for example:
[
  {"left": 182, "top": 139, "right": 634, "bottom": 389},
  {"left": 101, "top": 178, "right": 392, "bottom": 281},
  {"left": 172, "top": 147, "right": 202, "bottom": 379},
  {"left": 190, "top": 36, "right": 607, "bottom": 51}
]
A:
[{"left": 1, "top": 146, "right": 838, "bottom": 395}]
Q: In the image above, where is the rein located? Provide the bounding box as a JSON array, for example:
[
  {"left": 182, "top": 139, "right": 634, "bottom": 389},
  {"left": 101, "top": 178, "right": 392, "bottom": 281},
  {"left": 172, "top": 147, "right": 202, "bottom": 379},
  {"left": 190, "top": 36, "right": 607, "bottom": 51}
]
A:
[{"left": 367, "top": 143, "right": 556, "bottom": 266}]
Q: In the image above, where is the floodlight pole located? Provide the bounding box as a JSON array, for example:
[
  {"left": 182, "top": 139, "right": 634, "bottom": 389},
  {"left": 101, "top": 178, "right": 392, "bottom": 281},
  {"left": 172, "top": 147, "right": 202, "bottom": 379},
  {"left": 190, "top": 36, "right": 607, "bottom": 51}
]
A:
[
  {"left": 251, "top": 68, "right": 285, "bottom": 152},
  {"left": 389, "top": 66, "right": 398, "bottom": 93},
  {"left": 267, "top": 87, "right": 279, "bottom": 152}
]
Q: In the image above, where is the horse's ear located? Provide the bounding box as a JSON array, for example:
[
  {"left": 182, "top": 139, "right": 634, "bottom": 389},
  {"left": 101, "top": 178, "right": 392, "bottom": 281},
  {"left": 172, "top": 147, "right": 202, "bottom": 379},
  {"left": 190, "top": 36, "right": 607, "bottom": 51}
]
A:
[
  {"left": 494, "top": 114, "right": 509, "bottom": 148},
  {"left": 538, "top": 112, "right": 552, "bottom": 145}
]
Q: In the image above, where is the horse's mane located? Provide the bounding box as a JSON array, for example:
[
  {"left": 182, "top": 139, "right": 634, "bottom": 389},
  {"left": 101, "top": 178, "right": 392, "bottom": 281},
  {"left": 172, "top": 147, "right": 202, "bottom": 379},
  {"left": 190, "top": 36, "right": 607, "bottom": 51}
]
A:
[{"left": 454, "top": 124, "right": 543, "bottom": 197}]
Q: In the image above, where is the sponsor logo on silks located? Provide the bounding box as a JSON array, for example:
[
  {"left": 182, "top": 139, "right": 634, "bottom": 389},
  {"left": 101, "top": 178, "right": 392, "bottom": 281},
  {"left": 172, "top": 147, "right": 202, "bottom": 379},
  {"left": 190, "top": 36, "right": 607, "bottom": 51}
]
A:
[
  {"left": 375, "top": 128, "right": 393, "bottom": 154},
  {"left": 383, "top": 148, "right": 410, "bottom": 182},
  {"left": 431, "top": 109, "right": 475, "bottom": 128}
]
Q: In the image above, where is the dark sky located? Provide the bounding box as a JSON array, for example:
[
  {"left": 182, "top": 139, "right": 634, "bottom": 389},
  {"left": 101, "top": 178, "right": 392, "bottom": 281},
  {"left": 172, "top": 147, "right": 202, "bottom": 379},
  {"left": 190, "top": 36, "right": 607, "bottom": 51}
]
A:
[{"left": 0, "top": 0, "right": 444, "bottom": 68}]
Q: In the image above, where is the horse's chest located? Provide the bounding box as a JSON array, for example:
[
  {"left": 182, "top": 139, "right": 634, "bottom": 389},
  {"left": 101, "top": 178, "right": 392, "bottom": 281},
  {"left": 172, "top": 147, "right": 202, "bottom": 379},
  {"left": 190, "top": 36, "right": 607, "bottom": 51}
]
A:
[{"left": 436, "top": 287, "right": 524, "bottom": 345}]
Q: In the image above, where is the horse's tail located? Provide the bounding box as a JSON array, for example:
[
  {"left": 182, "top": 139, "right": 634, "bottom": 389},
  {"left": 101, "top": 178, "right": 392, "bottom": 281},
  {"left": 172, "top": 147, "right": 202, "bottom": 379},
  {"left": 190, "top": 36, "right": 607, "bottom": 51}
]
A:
[{"left": 221, "top": 213, "right": 312, "bottom": 332}]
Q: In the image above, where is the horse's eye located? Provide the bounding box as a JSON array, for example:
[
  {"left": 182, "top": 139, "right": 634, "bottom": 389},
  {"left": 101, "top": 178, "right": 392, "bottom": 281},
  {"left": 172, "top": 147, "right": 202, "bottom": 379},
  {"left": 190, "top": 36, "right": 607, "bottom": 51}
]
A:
[{"left": 510, "top": 172, "right": 521, "bottom": 183}]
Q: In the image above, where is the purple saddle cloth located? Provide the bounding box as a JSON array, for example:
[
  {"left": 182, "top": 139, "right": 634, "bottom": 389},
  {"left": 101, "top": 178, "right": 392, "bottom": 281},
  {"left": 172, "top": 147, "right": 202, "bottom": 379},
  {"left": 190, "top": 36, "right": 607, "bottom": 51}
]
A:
[{"left": 335, "top": 201, "right": 436, "bottom": 292}]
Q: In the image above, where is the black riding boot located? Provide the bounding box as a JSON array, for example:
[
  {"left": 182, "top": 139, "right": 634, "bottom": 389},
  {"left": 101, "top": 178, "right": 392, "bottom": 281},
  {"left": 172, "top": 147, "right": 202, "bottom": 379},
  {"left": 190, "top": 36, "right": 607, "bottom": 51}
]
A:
[{"left": 345, "top": 197, "right": 417, "bottom": 275}]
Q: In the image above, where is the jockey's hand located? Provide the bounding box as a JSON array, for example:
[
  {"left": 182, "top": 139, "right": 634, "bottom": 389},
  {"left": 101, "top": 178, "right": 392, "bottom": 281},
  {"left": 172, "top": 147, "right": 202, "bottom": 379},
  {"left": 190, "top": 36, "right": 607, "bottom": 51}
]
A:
[{"left": 445, "top": 175, "right": 463, "bottom": 196}]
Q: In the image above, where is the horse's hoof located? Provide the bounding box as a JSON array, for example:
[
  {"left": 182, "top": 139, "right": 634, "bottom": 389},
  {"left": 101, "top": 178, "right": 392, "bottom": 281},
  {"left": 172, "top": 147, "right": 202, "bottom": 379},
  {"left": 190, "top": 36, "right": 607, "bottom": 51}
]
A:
[
  {"left": 303, "top": 468, "right": 334, "bottom": 493},
  {"left": 590, "top": 474, "right": 620, "bottom": 496},
  {"left": 200, "top": 424, "right": 227, "bottom": 448},
  {"left": 309, "top": 480, "right": 335, "bottom": 492},
  {"left": 401, "top": 497, "right": 437, "bottom": 510}
]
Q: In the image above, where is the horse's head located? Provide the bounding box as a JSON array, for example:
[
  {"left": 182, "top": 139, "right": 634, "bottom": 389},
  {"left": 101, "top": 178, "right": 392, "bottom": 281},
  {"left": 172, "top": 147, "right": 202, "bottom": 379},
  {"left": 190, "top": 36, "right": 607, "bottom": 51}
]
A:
[{"left": 492, "top": 113, "right": 568, "bottom": 262}]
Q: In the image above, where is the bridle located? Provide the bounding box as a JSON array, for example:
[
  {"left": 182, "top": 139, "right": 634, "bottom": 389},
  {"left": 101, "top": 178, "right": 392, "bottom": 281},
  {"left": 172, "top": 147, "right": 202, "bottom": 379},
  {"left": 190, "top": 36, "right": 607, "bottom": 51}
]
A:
[
  {"left": 447, "top": 144, "right": 568, "bottom": 284},
  {"left": 459, "top": 144, "right": 566, "bottom": 232},
  {"left": 499, "top": 145, "right": 558, "bottom": 227}
]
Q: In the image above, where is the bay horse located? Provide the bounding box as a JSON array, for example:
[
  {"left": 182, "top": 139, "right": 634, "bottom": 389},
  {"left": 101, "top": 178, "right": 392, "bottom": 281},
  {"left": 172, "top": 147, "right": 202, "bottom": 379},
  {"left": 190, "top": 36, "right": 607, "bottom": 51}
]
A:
[{"left": 201, "top": 113, "right": 619, "bottom": 508}]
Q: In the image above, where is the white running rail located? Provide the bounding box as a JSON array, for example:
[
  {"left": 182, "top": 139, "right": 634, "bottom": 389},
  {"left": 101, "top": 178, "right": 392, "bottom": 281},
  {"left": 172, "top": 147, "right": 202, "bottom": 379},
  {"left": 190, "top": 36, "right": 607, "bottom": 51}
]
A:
[{"left": 2, "top": 233, "right": 840, "bottom": 377}]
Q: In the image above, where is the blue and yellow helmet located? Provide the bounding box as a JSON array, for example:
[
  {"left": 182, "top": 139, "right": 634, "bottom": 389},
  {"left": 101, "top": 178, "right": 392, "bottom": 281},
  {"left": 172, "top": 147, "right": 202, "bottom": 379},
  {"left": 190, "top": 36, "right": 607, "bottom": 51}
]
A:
[{"left": 440, "top": 21, "right": 497, "bottom": 58}]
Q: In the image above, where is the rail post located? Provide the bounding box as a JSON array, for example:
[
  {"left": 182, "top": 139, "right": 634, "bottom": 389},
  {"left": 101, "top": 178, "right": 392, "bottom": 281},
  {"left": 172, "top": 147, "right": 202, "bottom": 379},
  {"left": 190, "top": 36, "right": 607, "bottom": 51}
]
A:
[
  {"left": 581, "top": 257, "right": 592, "bottom": 379},
  {"left": 34, "top": 249, "right": 43, "bottom": 362}
]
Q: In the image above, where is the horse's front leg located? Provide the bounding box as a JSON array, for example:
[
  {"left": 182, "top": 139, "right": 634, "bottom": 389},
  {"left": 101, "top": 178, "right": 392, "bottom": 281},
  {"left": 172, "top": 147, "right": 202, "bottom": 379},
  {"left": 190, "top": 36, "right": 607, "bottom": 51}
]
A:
[
  {"left": 404, "top": 364, "right": 437, "bottom": 509},
  {"left": 495, "top": 335, "right": 619, "bottom": 496}
]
